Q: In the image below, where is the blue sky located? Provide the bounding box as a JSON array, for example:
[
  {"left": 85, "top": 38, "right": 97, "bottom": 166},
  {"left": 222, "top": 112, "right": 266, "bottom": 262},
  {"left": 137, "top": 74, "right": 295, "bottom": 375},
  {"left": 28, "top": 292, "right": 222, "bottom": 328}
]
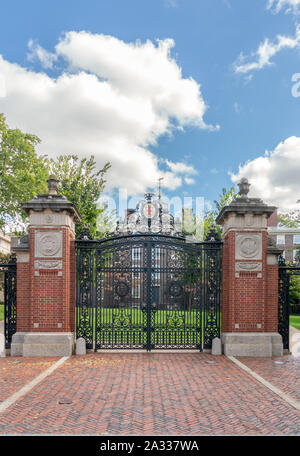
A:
[{"left": 1, "top": 0, "right": 300, "bottom": 213}]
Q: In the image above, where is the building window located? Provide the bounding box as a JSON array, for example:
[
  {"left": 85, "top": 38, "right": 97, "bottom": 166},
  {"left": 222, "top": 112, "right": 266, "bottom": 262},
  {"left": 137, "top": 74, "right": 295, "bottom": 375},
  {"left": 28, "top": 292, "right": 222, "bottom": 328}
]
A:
[
  {"left": 153, "top": 272, "right": 160, "bottom": 283},
  {"left": 293, "top": 249, "right": 300, "bottom": 263},
  {"left": 294, "top": 235, "right": 300, "bottom": 244},
  {"left": 132, "top": 248, "right": 141, "bottom": 260},
  {"left": 132, "top": 284, "right": 140, "bottom": 298},
  {"left": 277, "top": 235, "right": 285, "bottom": 245}
]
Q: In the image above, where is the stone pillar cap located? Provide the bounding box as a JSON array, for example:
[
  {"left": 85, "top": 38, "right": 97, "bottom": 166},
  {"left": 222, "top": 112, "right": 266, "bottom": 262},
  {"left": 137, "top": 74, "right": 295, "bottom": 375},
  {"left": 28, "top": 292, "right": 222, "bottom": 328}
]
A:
[
  {"left": 216, "top": 178, "right": 276, "bottom": 226},
  {"left": 21, "top": 177, "right": 82, "bottom": 222}
]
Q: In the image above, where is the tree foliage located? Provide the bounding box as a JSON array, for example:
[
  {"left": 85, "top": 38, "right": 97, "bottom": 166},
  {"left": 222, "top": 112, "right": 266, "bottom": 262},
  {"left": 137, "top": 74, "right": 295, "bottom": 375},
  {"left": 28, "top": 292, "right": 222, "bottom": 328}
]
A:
[
  {"left": 181, "top": 186, "right": 237, "bottom": 241},
  {"left": 278, "top": 213, "right": 299, "bottom": 228},
  {"left": 206, "top": 186, "right": 237, "bottom": 238},
  {"left": 289, "top": 275, "right": 300, "bottom": 306},
  {"left": 49, "top": 155, "right": 112, "bottom": 238},
  {"left": 213, "top": 186, "right": 237, "bottom": 214},
  {"left": 0, "top": 114, "right": 48, "bottom": 231},
  {"left": 0, "top": 114, "right": 113, "bottom": 237}
]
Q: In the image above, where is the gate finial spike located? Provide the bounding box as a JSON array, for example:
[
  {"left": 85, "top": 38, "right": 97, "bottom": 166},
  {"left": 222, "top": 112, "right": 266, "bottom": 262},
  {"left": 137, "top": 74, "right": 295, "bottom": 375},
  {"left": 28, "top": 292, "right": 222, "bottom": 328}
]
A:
[
  {"left": 205, "top": 225, "right": 220, "bottom": 241},
  {"left": 78, "top": 224, "right": 94, "bottom": 240}
]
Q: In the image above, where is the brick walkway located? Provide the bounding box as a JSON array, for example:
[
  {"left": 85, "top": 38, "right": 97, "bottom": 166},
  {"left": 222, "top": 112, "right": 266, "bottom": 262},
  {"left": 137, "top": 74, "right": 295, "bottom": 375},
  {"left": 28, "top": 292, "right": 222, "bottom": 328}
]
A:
[
  {"left": 0, "top": 357, "right": 60, "bottom": 402},
  {"left": 237, "top": 356, "right": 300, "bottom": 402},
  {"left": 0, "top": 353, "right": 299, "bottom": 435}
]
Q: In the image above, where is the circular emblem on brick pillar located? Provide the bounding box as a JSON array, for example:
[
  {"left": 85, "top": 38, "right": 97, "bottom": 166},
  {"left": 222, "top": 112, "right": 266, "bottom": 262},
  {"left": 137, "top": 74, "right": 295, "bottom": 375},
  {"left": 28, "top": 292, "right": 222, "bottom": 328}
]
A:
[
  {"left": 39, "top": 233, "right": 61, "bottom": 257},
  {"left": 240, "top": 237, "right": 258, "bottom": 256},
  {"left": 235, "top": 233, "right": 262, "bottom": 260}
]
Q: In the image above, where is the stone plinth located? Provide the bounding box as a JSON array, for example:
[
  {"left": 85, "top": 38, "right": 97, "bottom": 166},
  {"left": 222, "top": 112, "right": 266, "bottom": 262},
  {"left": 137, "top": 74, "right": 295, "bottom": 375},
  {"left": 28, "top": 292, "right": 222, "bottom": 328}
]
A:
[
  {"left": 0, "top": 334, "right": 5, "bottom": 357},
  {"left": 11, "top": 332, "right": 74, "bottom": 357},
  {"left": 221, "top": 333, "right": 283, "bottom": 357}
]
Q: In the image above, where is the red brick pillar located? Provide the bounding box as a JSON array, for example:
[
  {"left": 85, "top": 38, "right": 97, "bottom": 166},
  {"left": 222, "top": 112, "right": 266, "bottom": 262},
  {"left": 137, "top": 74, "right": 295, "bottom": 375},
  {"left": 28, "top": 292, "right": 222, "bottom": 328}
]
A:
[
  {"left": 216, "top": 178, "right": 283, "bottom": 357},
  {"left": 11, "top": 176, "right": 81, "bottom": 357}
]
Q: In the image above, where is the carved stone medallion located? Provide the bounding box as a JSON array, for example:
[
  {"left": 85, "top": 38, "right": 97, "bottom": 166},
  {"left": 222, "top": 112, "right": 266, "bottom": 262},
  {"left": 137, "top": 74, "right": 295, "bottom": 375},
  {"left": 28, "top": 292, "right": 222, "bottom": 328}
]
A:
[
  {"left": 44, "top": 214, "right": 54, "bottom": 224},
  {"left": 235, "top": 233, "right": 262, "bottom": 260},
  {"left": 35, "top": 231, "right": 62, "bottom": 258}
]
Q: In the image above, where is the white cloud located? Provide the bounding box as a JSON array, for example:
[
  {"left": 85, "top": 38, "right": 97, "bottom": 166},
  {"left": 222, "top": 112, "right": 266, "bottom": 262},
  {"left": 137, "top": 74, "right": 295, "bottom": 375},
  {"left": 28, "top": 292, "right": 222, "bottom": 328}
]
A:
[
  {"left": 164, "top": 0, "right": 179, "bottom": 8},
  {"left": 27, "top": 39, "right": 57, "bottom": 69},
  {"left": 234, "top": 25, "right": 300, "bottom": 74},
  {"left": 0, "top": 32, "right": 218, "bottom": 195},
  {"left": 231, "top": 136, "right": 300, "bottom": 210},
  {"left": 267, "top": 0, "right": 300, "bottom": 14},
  {"left": 184, "top": 177, "right": 195, "bottom": 185},
  {"left": 223, "top": 0, "right": 232, "bottom": 8},
  {"left": 233, "top": 102, "right": 241, "bottom": 113},
  {"left": 165, "top": 159, "right": 197, "bottom": 176}
]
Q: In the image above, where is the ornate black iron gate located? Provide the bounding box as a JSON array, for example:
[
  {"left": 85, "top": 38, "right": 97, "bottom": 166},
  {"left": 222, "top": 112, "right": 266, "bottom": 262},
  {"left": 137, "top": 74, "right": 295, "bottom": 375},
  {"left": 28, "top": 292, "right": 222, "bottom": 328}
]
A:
[
  {"left": 76, "top": 228, "right": 222, "bottom": 351},
  {"left": 278, "top": 256, "right": 300, "bottom": 350},
  {"left": 0, "top": 255, "right": 17, "bottom": 349}
]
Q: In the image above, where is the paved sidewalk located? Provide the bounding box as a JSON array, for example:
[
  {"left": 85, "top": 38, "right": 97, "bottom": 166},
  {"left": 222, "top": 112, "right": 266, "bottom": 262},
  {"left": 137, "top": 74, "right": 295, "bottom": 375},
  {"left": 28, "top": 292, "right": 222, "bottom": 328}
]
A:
[
  {"left": 0, "top": 357, "right": 61, "bottom": 402},
  {"left": 237, "top": 355, "right": 300, "bottom": 402},
  {"left": 0, "top": 352, "right": 299, "bottom": 435}
]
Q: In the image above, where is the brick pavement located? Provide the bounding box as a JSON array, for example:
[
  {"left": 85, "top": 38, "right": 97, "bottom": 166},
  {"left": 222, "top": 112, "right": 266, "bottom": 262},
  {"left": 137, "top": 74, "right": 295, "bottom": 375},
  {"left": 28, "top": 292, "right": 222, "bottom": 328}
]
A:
[
  {"left": 237, "top": 355, "right": 300, "bottom": 402},
  {"left": 0, "top": 353, "right": 299, "bottom": 435},
  {"left": 0, "top": 357, "right": 60, "bottom": 402}
]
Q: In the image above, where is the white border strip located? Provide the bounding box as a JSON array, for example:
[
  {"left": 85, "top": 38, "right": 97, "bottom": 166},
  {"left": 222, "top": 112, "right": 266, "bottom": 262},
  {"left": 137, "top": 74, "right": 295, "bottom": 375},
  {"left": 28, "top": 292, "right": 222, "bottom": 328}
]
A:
[
  {"left": 0, "top": 356, "right": 69, "bottom": 413},
  {"left": 228, "top": 356, "right": 300, "bottom": 411}
]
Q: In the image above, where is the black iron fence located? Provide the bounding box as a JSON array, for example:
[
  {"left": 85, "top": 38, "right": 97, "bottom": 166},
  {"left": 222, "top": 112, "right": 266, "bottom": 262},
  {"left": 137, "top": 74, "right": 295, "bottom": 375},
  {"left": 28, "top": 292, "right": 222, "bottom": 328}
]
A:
[
  {"left": 0, "top": 255, "right": 17, "bottom": 349},
  {"left": 278, "top": 256, "right": 300, "bottom": 350}
]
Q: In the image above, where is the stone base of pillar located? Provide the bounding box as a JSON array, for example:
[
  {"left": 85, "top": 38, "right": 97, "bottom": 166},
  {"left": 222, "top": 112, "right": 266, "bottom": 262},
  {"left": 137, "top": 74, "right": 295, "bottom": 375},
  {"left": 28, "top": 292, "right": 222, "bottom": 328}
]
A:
[
  {"left": 221, "top": 332, "right": 283, "bottom": 357},
  {"left": 11, "top": 332, "right": 75, "bottom": 357}
]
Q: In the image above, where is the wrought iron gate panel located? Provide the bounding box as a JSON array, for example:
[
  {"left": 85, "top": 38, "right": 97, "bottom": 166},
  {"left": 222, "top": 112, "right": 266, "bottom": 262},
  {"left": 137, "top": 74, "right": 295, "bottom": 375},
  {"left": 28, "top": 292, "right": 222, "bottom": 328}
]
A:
[
  {"left": 203, "top": 241, "right": 222, "bottom": 349},
  {"left": 94, "top": 238, "right": 147, "bottom": 349},
  {"left": 0, "top": 256, "right": 17, "bottom": 349},
  {"left": 76, "top": 244, "right": 95, "bottom": 349},
  {"left": 149, "top": 238, "right": 203, "bottom": 349},
  {"left": 76, "top": 231, "right": 222, "bottom": 351}
]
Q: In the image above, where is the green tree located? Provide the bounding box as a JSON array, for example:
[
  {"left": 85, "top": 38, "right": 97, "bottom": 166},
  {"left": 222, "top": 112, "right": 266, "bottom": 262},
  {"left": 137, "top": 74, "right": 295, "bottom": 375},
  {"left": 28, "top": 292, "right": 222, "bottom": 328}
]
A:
[
  {"left": 49, "top": 155, "right": 112, "bottom": 238},
  {"left": 180, "top": 187, "right": 236, "bottom": 312},
  {"left": 206, "top": 186, "right": 237, "bottom": 239},
  {"left": 284, "top": 259, "right": 300, "bottom": 312},
  {"left": 213, "top": 186, "right": 237, "bottom": 214},
  {"left": 289, "top": 276, "right": 300, "bottom": 307},
  {"left": 0, "top": 114, "right": 48, "bottom": 232},
  {"left": 181, "top": 186, "right": 237, "bottom": 241},
  {"left": 278, "top": 213, "right": 299, "bottom": 228}
]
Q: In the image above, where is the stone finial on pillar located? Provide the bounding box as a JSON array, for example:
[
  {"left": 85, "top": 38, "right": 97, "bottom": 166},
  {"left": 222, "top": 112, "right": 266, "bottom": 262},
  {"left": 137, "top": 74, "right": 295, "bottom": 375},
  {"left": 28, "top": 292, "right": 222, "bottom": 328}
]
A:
[
  {"left": 237, "top": 177, "right": 251, "bottom": 198},
  {"left": 47, "top": 175, "right": 60, "bottom": 195},
  {"left": 11, "top": 177, "right": 81, "bottom": 357},
  {"left": 216, "top": 178, "right": 283, "bottom": 357}
]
